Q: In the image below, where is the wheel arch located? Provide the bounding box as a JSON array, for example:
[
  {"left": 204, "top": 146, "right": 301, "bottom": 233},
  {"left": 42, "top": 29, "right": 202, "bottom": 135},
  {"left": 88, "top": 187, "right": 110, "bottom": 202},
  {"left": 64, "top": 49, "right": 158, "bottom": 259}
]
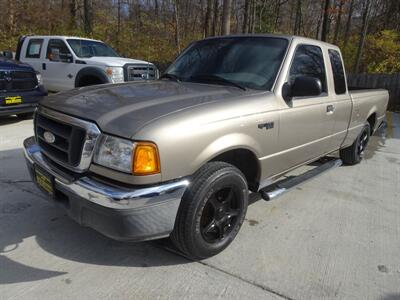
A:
[
  {"left": 209, "top": 148, "right": 261, "bottom": 192},
  {"left": 190, "top": 133, "right": 263, "bottom": 192},
  {"left": 367, "top": 112, "right": 377, "bottom": 134},
  {"left": 75, "top": 67, "right": 110, "bottom": 87}
]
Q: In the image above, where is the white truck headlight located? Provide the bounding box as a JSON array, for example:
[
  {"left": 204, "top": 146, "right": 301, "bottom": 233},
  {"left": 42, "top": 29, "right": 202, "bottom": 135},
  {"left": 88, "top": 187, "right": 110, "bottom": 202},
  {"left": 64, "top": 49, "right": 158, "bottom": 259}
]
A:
[
  {"left": 93, "top": 134, "right": 134, "bottom": 173},
  {"left": 36, "top": 72, "right": 42, "bottom": 85},
  {"left": 105, "top": 67, "right": 124, "bottom": 83}
]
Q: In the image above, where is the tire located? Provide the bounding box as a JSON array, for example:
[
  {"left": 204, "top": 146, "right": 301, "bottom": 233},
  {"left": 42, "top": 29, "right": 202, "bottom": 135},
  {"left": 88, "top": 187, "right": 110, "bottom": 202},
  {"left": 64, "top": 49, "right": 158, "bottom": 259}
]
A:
[
  {"left": 170, "top": 161, "right": 248, "bottom": 260},
  {"left": 17, "top": 113, "right": 34, "bottom": 120},
  {"left": 340, "top": 123, "right": 370, "bottom": 165}
]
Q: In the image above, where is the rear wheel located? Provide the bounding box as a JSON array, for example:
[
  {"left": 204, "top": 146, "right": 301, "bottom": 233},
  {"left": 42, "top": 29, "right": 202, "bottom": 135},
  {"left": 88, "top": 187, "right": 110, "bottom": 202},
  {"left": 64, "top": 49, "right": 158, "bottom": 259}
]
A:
[
  {"left": 16, "top": 113, "right": 34, "bottom": 120},
  {"left": 340, "top": 123, "right": 370, "bottom": 165},
  {"left": 171, "top": 162, "right": 248, "bottom": 260}
]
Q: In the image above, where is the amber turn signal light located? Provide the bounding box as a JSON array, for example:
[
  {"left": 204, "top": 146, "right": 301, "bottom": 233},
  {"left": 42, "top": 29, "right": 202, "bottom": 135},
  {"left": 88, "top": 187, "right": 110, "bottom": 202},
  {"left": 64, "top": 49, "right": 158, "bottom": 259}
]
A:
[{"left": 132, "top": 142, "right": 160, "bottom": 175}]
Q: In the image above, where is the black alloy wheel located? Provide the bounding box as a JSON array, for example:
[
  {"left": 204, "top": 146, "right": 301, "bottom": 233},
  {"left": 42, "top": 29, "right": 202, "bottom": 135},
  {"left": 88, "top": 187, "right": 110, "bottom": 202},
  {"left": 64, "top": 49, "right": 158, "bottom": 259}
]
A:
[
  {"left": 171, "top": 161, "right": 248, "bottom": 260},
  {"left": 200, "top": 187, "right": 241, "bottom": 243},
  {"left": 357, "top": 126, "right": 370, "bottom": 158},
  {"left": 340, "top": 122, "right": 371, "bottom": 165}
]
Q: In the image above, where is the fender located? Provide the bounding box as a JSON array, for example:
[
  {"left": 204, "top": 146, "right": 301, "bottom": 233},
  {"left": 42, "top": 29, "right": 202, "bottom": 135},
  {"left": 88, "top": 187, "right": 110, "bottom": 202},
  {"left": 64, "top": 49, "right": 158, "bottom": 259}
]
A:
[
  {"left": 75, "top": 67, "right": 111, "bottom": 87},
  {"left": 191, "top": 133, "right": 263, "bottom": 174}
]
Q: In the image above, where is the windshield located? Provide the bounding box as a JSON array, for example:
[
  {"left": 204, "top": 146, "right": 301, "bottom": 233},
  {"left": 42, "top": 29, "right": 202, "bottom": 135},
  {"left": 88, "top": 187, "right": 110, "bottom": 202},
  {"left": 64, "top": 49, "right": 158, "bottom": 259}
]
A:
[
  {"left": 165, "top": 37, "right": 288, "bottom": 90},
  {"left": 67, "top": 39, "right": 119, "bottom": 58}
]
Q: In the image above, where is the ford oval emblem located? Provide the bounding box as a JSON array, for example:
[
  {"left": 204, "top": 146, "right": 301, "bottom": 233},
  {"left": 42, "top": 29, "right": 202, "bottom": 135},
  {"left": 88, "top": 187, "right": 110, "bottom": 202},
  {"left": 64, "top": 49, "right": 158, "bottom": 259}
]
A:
[{"left": 43, "top": 131, "right": 56, "bottom": 144}]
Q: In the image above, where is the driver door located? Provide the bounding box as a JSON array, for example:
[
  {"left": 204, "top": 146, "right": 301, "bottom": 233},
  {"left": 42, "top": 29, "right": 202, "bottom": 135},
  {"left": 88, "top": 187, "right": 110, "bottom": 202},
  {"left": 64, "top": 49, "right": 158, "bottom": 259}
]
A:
[
  {"left": 41, "top": 39, "right": 76, "bottom": 91},
  {"left": 274, "top": 44, "right": 335, "bottom": 174}
]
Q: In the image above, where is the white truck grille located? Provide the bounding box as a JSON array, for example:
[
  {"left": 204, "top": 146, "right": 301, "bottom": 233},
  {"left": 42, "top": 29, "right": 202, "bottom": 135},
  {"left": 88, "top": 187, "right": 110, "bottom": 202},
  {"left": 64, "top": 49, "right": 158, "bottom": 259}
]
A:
[{"left": 125, "top": 64, "right": 157, "bottom": 81}]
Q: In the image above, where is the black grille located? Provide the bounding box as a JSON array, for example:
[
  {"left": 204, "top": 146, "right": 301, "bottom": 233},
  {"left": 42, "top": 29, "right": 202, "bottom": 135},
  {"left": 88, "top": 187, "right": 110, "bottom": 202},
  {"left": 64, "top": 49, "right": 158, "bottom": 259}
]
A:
[
  {"left": 0, "top": 70, "right": 37, "bottom": 92},
  {"left": 124, "top": 64, "right": 156, "bottom": 81},
  {"left": 35, "top": 113, "right": 86, "bottom": 167}
]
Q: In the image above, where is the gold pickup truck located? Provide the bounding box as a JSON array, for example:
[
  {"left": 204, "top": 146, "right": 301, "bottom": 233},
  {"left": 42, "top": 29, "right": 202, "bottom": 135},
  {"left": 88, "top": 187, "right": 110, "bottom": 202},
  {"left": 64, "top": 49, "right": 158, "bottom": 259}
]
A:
[{"left": 23, "top": 35, "right": 388, "bottom": 259}]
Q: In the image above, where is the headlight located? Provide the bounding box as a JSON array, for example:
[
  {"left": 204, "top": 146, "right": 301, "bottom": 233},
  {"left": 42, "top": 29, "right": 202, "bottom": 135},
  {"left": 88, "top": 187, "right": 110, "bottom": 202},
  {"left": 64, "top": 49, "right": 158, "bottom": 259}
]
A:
[
  {"left": 94, "top": 135, "right": 134, "bottom": 173},
  {"left": 93, "top": 135, "right": 161, "bottom": 175},
  {"left": 36, "top": 72, "right": 42, "bottom": 85},
  {"left": 105, "top": 67, "right": 124, "bottom": 83}
]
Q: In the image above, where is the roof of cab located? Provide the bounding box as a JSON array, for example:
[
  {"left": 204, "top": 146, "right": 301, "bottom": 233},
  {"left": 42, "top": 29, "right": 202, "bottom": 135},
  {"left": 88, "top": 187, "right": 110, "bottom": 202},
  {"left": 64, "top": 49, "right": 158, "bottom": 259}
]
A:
[
  {"left": 202, "top": 34, "right": 340, "bottom": 50},
  {"left": 25, "top": 35, "right": 102, "bottom": 43}
]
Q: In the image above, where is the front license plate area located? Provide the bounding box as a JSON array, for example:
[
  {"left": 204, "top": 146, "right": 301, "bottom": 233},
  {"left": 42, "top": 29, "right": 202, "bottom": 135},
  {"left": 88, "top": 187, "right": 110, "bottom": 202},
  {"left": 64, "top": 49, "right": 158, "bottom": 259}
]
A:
[
  {"left": 5, "top": 96, "right": 23, "bottom": 105},
  {"left": 34, "top": 166, "right": 54, "bottom": 197}
]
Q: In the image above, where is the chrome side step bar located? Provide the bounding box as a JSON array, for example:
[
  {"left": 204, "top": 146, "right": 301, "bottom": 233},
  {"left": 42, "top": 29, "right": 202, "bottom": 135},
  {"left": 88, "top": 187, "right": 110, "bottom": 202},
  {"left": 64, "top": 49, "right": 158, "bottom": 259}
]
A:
[{"left": 260, "top": 158, "right": 342, "bottom": 201}]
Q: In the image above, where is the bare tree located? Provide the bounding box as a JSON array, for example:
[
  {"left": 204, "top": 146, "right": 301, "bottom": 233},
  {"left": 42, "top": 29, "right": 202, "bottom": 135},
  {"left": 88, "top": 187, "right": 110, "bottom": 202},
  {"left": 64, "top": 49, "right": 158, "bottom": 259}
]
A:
[
  {"left": 204, "top": 0, "right": 212, "bottom": 36},
  {"left": 315, "top": 0, "right": 324, "bottom": 39},
  {"left": 343, "top": 0, "right": 354, "bottom": 48},
  {"left": 321, "top": 0, "right": 330, "bottom": 41},
  {"left": 154, "top": 0, "right": 159, "bottom": 17},
  {"left": 354, "top": 0, "right": 372, "bottom": 73},
  {"left": 212, "top": 0, "right": 219, "bottom": 36},
  {"left": 173, "top": 0, "right": 181, "bottom": 53},
  {"left": 293, "top": 0, "right": 302, "bottom": 35},
  {"left": 117, "top": 0, "right": 121, "bottom": 49},
  {"left": 7, "top": 0, "right": 16, "bottom": 35},
  {"left": 83, "top": 0, "right": 93, "bottom": 35},
  {"left": 273, "top": 0, "right": 288, "bottom": 32},
  {"left": 221, "top": 0, "right": 232, "bottom": 35},
  {"left": 243, "top": 0, "right": 250, "bottom": 33},
  {"left": 250, "top": 0, "right": 256, "bottom": 33},
  {"left": 69, "top": 0, "right": 78, "bottom": 29},
  {"left": 333, "top": 0, "right": 345, "bottom": 44}
]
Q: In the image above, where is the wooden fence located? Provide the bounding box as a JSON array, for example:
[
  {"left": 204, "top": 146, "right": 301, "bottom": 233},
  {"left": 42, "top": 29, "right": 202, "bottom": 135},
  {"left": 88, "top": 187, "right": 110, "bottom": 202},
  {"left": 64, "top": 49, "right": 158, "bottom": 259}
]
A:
[{"left": 347, "top": 73, "right": 400, "bottom": 111}]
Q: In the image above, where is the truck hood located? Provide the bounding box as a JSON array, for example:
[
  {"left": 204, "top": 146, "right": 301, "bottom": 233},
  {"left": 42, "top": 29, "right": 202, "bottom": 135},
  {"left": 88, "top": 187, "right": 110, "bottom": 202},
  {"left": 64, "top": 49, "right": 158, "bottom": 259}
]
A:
[
  {"left": 0, "top": 57, "right": 35, "bottom": 71},
  {"left": 83, "top": 56, "right": 153, "bottom": 67},
  {"left": 41, "top": 81, "right": 247, "bottom": 138}
]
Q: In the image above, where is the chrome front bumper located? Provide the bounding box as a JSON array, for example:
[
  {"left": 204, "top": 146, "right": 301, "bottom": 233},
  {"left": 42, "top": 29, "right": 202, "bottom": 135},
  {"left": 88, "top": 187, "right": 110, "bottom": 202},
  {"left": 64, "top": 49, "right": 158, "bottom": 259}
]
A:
[{"left": 23, "top": 136, "right": 189, "bottom": 241}]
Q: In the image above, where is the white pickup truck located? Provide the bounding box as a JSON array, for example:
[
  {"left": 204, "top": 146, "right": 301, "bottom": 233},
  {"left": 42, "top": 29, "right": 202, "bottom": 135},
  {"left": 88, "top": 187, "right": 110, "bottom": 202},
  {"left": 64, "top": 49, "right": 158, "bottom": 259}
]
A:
[{"left": 15, "top": 35, "right": 158, "bottom": 92}]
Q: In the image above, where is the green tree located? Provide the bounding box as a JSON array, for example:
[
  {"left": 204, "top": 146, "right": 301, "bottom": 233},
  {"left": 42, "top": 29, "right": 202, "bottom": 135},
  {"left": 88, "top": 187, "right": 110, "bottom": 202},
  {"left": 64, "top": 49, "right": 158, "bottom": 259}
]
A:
[{"left": 363, "top": 30, "right": 400, "bottom": 73}]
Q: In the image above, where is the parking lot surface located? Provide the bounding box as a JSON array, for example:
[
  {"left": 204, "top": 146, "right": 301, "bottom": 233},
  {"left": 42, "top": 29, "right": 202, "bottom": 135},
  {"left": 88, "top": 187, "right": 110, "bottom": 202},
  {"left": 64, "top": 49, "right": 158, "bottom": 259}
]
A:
[{"left": 0, "top": 112, "right": 399, "bottom": 300}]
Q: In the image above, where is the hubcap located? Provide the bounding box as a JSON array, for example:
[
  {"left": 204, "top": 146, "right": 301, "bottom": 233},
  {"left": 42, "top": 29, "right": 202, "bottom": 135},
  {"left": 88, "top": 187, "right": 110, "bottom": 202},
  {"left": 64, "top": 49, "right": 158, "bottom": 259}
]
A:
[
  {"left": 358, "top": 128, "right": 369, "bottom": 157},
  {"left": 200, "top": 187, "right": 240, "bottom": 243}
]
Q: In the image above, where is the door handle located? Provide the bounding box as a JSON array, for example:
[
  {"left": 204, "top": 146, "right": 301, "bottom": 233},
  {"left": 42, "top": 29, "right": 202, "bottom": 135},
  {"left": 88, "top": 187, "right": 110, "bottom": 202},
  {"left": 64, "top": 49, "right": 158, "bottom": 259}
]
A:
[
  {"left": 326, "top": 104, "right": 335, "bottom": 113},
  {"left": 42, "top": 63, "right": 46, "bottom": 70}
]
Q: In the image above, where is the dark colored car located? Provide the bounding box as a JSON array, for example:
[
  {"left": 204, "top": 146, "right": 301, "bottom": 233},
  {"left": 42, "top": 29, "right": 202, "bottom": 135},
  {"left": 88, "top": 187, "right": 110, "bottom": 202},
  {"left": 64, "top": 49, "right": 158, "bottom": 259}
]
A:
[{"left": 0, "top": 54, "right": 47, "bottom": 119}]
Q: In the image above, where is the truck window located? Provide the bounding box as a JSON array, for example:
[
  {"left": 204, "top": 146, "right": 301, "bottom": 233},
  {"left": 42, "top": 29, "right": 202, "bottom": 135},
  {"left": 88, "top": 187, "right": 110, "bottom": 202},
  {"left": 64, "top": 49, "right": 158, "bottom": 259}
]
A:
[
  {"left": 47, "top": 39, "right": 72, "bottom": 62},
  {"left": 67, "top": 39, "right": 119, "bottom": 58},
  {"left": 289, "top": 45, "right": 327, "bottom": 94},
  {"left": 26, "top": 39, "right": 43, "bottom": 59},
  {"left": 328, "top": 49, "right": 346, "bottom": 94},
  {"left": 166, "top": 37, "right": 288, "bottom": 90}
]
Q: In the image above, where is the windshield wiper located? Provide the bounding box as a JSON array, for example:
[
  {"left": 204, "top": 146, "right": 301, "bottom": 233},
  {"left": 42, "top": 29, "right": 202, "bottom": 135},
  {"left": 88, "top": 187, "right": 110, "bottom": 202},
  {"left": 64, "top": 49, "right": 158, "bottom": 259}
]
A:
[
  {"left": 160, "top": 73, "right": 181, "bottom": 82},
  {"left": 188, "top": 74, "right": 247, "bottom": 91}
]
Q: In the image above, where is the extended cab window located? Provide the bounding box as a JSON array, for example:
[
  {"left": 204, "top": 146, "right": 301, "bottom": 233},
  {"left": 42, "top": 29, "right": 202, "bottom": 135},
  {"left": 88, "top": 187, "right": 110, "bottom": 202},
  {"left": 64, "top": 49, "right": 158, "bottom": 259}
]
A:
[
  {"left": 328, "top": 49, "right": 346, "bottom": 94},
  {"left": 289, "top": 45, "right": 327, "bottom": 94},
  {"left": 26, "top": 39, "right": 43, "bottom": 59},
  {"left": 47, "top": 39, "right": 72, "bottom": 63}
]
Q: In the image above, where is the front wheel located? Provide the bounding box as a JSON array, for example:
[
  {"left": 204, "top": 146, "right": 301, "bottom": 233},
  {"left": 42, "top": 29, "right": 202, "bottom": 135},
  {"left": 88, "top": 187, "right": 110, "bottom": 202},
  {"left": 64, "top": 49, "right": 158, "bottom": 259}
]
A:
[
  {"left": 340, "top": 123, "right": 370, "bottom": 165},
  {"left": 170, "top": 162, "right": 248, "bottom": 260}
]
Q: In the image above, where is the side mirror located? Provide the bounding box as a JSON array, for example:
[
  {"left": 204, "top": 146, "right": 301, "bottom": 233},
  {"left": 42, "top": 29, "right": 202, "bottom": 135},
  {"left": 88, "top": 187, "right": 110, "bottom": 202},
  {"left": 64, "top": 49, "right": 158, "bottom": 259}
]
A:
[
  {"left": 64, "top": 53, "right": 73, "bottom": 63},
  {"left": 291, "top": 76, "right": 322, "bottom": 98},
  {"left": 3, "top": 51, "right": 13, "bottom": 59}
]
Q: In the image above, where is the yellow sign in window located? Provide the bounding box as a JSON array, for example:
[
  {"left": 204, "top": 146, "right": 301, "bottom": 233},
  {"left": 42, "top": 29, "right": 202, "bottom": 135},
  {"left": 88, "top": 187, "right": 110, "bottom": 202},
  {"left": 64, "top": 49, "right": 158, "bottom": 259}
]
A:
[{"left": 5, "top": 96, "right": 22, "bottom": 105}]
